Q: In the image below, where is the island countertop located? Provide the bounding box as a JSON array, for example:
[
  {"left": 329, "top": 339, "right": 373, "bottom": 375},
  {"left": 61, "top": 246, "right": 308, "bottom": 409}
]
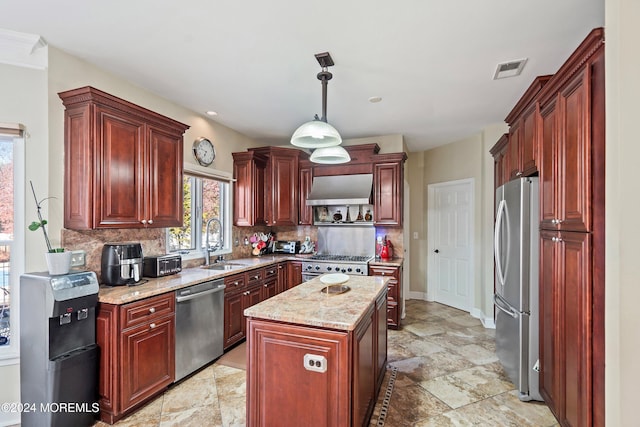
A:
[{"left": 244, "top": 274, "right": 389, "bottom": 331}]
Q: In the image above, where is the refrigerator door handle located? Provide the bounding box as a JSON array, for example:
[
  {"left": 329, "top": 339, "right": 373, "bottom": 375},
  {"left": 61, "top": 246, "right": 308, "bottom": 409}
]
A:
[
  {"left": 494, "top": 293, "right": 518, "bottom": 318},
  {"left": 494, "top": 199, "right": 508, "bottom": 287}
]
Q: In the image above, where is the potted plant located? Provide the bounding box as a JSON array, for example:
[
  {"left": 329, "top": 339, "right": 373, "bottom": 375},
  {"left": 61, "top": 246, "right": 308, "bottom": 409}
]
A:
[{"left": 28, "top": 181, "right": 71, "bottom": 275}]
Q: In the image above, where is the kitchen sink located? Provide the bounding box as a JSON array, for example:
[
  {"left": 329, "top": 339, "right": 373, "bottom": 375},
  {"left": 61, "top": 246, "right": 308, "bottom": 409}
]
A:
[{"left": 202, "top": 263, "right": 246, "bottom": 271}]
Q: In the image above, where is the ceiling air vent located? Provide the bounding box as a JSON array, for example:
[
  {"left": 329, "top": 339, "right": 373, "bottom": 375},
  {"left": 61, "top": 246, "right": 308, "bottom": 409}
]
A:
[{"left": 493, "top": 58, "right": 528, "bottom": 80}]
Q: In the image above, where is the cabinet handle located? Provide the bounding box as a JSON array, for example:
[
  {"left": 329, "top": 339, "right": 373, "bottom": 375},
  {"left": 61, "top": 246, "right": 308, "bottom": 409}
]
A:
[
  {"left": 234, "top": 281, "right": 239, "bottom": 286},
  {"left": 254, "top": 275, "right": 260, "bottom": 280},
  {"left": 516, "top": 172, "right": 522, "bottom": 176},
  {"left": 149, "top": 323, "right": 156, "bottom": 329},
  {"left": 552, "top": 237, "right": 563, "bottom": 243},
  {"left": 149, "top": 307, "right": 156, "bottom": 314},
  {"left": 141, "top": 219, "right": 147, "bottom": 224},
  {"left": 264, "top": 284, "right": 268, "bottom": 287},
  {"left": 148, "top": 219, "right": 153, "bottom": 224},
  {"left": 551, "top": 218, "right": 564, "bottom": 225}
]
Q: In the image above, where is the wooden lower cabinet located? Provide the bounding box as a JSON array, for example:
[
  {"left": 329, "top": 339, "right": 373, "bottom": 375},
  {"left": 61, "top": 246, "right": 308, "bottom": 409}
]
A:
[
  {"left": 97, "top": 293, "right": 175, "bottom": 424},
  {"left": 540, "top": 230, "right": 592, "bottom": 427},
  {"left": 287, "top": 261, "right": 303, "bottom": 289},
  {"left": 247, "top": 293, "right": 386, "bottom": 427},
  {"left": 369, "top": 264, "right": 402, "bottom": 329}
]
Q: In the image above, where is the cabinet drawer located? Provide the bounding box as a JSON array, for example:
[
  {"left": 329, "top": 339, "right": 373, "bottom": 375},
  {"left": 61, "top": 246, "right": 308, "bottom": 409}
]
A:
[
  {"left": 386, "top": 281, "right": 398, "bottom": 302},
  {"left": 120, "top": 293, "right": 175, "bottom": 330},
  {"left": 387, "top": 302, "right": 399, "bottom": 329},
  {"left": 224, "top": 273, "right": 247, "bottom": 294},
  {"left": 369, "top": 265, "right": 399, "bottom": 280},
  {"left": 264, "top": 264, "right": 278, "bottom": 280},
  {"left": 247, "top": 268, "right": 264, "bottom": 286}
]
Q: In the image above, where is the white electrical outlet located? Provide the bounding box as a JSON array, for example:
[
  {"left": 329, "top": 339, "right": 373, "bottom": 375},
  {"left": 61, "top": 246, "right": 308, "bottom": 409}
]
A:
[
  {"left": 303, "top": 354, "right": 327, "bottom": 373},
  {"left": 70, "top": 250, "right": 86, "bottom": 267}
]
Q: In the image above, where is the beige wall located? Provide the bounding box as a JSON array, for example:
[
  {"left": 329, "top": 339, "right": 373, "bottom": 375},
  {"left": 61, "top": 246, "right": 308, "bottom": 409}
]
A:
[
  {"left": 406, "top": 122, "right": 506, "bottom": 321},
  {"left": 604, "top": 0, "right": 639, "bottom": 425},
  {"left": 0, "top": 60, "right": 48, "bottom": 424}
]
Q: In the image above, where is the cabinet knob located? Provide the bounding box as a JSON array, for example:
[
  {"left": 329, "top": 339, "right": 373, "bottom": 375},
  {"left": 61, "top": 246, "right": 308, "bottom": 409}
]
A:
[
  {"left": 141, "top": 219, "right": 147, "bottom": 224},
  {"left": 516, "top": 172, "right": 523, "bottom": 176},
  {"left": 149, "top": 307, "right": 156, "bottom": 314},
  {"left": 552, "top": 236, "right": 563, "bottom": 243},
  {"left": 264, "top": 284, "right": 268, "bottom": 287},
  {"left": 551, "top": 218, "right": 564, "bottom": 225},
  {"left": 148, "top": 219, "right": 153, "bottom": 224},
  {"left": 234, "top": 281, "right": 239, "bottom": 286},
  {"left": 149, "top": 323, "right": 156, "bottom": 329},
  {"left": 254, "top": 275, "right": 259, "bottom": 280}
]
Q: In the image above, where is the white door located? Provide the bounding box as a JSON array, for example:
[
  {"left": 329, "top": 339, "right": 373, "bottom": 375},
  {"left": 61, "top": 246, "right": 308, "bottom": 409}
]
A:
[{"left": 427, "top": 179, "right": 474, "bottom": 311}]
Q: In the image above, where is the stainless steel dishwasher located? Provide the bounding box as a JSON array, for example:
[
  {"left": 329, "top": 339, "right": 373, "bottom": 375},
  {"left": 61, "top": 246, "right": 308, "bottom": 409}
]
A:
[{"left": 175, "top": 279, "right": 225, "bottom": 381}]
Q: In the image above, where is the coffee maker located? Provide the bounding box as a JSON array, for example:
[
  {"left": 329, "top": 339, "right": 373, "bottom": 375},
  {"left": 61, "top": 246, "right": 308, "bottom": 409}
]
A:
[{"left": 101, "top": 242, "right": 143, "bottom": 286}]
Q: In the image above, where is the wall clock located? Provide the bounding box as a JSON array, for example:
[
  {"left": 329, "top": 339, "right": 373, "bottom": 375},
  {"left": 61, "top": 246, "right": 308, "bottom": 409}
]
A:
[{"left": 192, "top": 137, "right": 215, "bottom": 166}]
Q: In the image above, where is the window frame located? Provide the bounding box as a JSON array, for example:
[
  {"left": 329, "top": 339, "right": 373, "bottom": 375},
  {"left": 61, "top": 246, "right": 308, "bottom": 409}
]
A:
[
  {"left": 0, "top": 126, "right": 25, "bottom": 364},
  {"left": 167, "top": 168, "right": 233, "bottom": 261}
]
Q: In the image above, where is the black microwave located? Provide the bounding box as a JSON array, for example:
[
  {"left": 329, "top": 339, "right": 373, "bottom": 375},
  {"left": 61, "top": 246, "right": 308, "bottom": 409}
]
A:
[{"left": 143, "top": 254, "right": 182, "bottom": 278}]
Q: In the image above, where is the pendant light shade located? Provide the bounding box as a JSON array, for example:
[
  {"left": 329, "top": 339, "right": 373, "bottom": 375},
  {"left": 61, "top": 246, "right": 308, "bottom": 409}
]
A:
[
  {"left": 291, "top": 52, "right": 345, "bottom": 157},
  {"left": 290, "top": 119, "right": 342, "bottom": 148},
  {"left": 309, "top": 145, "right": 351, "bottom": 164}
]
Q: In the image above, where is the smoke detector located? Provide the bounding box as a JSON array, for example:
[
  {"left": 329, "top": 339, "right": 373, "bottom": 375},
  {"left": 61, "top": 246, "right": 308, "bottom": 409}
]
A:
[{"left": 493, "top": 58, "right": 528, "bottom": 80}]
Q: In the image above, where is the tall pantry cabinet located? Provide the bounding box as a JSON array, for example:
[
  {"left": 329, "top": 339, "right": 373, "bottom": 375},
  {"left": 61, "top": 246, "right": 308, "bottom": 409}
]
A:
[
  {"left": 537, "top": 28, "right": 604, "bottom": 427},
  {"left": 490, "top": 27, "right": 604, "bottom": 427}
]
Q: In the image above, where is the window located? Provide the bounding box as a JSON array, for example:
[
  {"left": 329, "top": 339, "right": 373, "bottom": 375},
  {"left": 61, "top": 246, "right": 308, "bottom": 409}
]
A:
[
  {"left": 168, "top": 173, "right": 231, "bottom": 259},
  {"left": 0, "top": 126, "right": 25, "bottom": 361}
]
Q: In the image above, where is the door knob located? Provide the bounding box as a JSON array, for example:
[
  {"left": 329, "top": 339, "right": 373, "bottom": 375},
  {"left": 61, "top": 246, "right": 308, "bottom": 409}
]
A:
[{"left": 434, "top": 249, "right": 439, "bottom": 253}]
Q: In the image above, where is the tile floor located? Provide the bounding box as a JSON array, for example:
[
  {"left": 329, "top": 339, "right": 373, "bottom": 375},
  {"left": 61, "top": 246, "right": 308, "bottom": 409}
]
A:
[{"left": 94, "top": 300, "right": 558, "bottom": 427}]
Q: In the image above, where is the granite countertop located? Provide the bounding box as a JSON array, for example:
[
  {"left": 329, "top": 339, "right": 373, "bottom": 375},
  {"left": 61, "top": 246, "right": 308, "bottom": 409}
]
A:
[
  {"left": 369, "top": 257, "right": 403, "bottom": 267},
  {"left": 98, "top": 255, "right": 297, "bottom": 304},
  {"left": 244, "top": 275, "right": 389, "bottom": 331}
]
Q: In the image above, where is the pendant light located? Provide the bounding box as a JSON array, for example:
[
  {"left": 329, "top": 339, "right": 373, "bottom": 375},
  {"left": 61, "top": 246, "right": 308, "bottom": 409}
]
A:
[
  {"left": 309, "top": 145, "right": 350, "bottom": 164},
  {"left": 291, "top": 53, "right": 347, "bottom": 161}
]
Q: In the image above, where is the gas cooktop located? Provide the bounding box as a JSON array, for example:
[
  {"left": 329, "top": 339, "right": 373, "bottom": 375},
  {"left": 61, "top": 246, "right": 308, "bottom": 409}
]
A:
[{"left": 308, "top": 254, "right": 373, "bottom": 263}]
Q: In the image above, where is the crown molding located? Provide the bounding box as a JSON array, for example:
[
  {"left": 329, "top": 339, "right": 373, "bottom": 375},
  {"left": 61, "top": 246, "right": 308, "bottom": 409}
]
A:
[{"left": 0, "top": 28, "right": 48, "bottom": 69}]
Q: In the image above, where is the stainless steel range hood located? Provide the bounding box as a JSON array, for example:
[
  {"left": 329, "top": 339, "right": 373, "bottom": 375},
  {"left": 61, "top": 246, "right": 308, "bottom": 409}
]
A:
[{"left": 306, "top": 174, "right": 373, "bottom": 206}]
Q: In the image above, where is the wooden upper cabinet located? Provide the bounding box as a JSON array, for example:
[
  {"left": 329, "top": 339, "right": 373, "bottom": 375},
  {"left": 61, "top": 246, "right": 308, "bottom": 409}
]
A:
[
  {"left": 235, "top": 147, "right": 306, "bottom": 227},
  {"left": 372, "top": 153, "right": 407, "bottom": 227},
  {"left": 298, "top": 162, "right": 313, "bottom": 225},
  {"left": 59, "top": 86, "right": 189, "bottom": 230},
  {"left": 539, "top": 62, "right": 596, "bottom": 233},
  {"left": 490, "top": 134, "right": 509, "bottom": 188},
  {"left": 232, "top": 151, "right": 267, "bottom": 227},
  {"left": 504, "top": 75, "right": 552, "bottom": 181}
]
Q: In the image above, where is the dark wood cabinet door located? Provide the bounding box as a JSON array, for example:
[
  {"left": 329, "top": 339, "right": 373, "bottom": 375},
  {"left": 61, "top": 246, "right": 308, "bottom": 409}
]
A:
[
  {"left": 558, "top": 68, "right": 591, "bottom": 232},
  {"left": 520, "top": 103, "right": 540, "bottom": 176},
  {"left": 298, "top": 165, "right": 313, "bottom": 225},
  {"left": 96, "top": 106, "right": 146, "bottom": 228},
  {"left": 540, "top": 230, "right": 592, "bottom": 427},
  {"left": 539, "top": 230, "right": 560, "bottom": 413},
  {"left": 490, "top": 134, "right": 509, "bottom": 189},
  {"left": 244, "top": 283, "right": 263, "bottom": 309},
  {"left": 232, "top": 153, "right": 266, "bottom": 226},
  {"left": 146, "top": 126, "right": 183, "bottom": 227},
  {"left": 373, "top": 162, "right": 403, "bottom": 226},
  {"left": 507, "top": 121, "right": 522, "bottom": 180},
  {"left": 375, "top": 295, "right": 388, "bottom": 393},
  {"left": 353, "top": 307, "right": 375, "bottom": 427},
  {"left": 224, "top": 291, "right": 245, "bottom": 349},
  {"left": 120, "top": 315, "right": 174, "bottom": 411},
  {"left": 268, "top": 151, "right": 299, "bottom": 226},
  {"left": 261, "top": 278, "right": 277, "bottom": 301},
  {"left": 539, "top": 98, "right": 559, "bottom": 229},
  {"left": 287, "top": 261, "right": 303, "bottom": 289},
  {"left": 276, "top": 262, "right": 288, "bottom": 294}
]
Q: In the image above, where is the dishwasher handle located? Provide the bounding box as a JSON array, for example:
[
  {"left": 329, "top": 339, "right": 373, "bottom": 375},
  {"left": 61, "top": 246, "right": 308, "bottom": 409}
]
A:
[{"left": 176, "top": 285, "right": 225, "bottom": 303}]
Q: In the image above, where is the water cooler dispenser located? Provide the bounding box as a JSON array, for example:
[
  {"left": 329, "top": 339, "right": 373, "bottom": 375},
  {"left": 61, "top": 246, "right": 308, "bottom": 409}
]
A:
[{"left": 20, "top": 271, "right": 100, "bottom": 427}]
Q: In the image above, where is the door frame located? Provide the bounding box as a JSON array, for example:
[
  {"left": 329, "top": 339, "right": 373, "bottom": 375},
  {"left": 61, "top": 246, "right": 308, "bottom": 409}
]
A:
[{"left": 426, "top": 178, "right": 475, "bottom": 312}]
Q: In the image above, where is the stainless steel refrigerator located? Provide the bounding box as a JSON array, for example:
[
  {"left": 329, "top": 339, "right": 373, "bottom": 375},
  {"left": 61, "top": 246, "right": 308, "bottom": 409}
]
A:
[{"left": 493, "top": 177, "right": 542, "bottom": 402}]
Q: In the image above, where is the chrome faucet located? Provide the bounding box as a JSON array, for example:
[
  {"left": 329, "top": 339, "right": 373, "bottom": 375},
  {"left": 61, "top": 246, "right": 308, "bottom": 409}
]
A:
[{"left": 204, "top": 217, "right": 223, "bottom": 266}]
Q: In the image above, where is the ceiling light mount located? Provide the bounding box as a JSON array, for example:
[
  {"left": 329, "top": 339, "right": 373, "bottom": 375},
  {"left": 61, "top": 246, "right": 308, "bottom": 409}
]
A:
[{"left": 290, "top": 52, "right": 345, "bottom": 154}]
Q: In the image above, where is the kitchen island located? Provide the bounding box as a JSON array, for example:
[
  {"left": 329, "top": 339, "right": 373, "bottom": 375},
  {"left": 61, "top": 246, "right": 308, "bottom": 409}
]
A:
[{"left": 244, "top": 275, "right": 389, "bottom": 427}]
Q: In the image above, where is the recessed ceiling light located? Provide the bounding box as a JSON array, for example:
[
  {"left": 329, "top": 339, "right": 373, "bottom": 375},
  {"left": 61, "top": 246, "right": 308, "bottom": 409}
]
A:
[
  {"left": 368, "top": 96, "right": 382, "bottom": 103},
  {"left": 205, "top": 110, "right": 218, "bottom": 116}
]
